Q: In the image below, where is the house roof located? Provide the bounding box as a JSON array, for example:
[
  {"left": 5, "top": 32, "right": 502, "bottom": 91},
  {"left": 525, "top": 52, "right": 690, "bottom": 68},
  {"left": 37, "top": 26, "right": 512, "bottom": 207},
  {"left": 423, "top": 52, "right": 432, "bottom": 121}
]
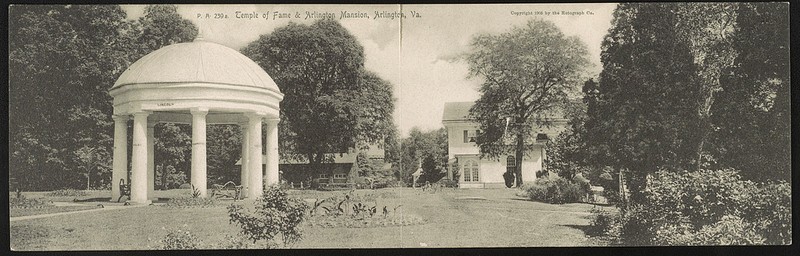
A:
[
  {"left": 234, "top": 153, "right": 357, "bottom": 165},
  {"left": 442, "top": 102, "right": 475, "bottom": 122}
]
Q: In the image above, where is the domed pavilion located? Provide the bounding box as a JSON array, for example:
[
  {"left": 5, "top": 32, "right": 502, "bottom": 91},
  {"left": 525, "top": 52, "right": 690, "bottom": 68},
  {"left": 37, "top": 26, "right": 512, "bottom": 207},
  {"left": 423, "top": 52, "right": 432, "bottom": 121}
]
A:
[{"left": 109, "top": 36, "right": 283, "bottom": 204}]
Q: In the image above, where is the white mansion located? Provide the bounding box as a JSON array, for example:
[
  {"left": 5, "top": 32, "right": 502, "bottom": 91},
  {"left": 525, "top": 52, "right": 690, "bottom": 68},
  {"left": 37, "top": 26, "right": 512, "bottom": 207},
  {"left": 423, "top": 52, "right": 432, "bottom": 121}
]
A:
[{"left": 442, "top": 102, "right": 568, "bottom": 188}]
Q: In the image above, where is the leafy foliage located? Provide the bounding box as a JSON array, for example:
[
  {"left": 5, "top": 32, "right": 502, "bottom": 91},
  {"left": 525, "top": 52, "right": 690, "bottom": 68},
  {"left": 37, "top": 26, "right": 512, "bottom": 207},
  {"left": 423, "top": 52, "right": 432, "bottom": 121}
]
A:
[
  {"left": 206, "top": 125, "right": 243, "bottom": 185},
  {"left": 9, "top": 4, "right": 198, "bottom": 191},
  {"left": 521, "top": 177, "right": 584, "bottom": 204},
  {"left": 593, "top": 168, "right": 791, "bottom": 245},
  {"left": 227, "top": 186, "right": 309, "bottom": 246},
  {"left": 466, "top": 19, "right": 591, "bottom": 187},
  {"left": 242, "top": 19, "right": 395, "bottom": 171},
  {"left": 400, "top": 128, "right": 449, "bottom": 184},
  {"left": 9, "top": 5, "right": 130, "bottom": 190},
  {"left": 709, "top": 2, "right": 790, "bottom": 181},
  {"left": 10, "top": 197, "right": 53, "bottom": 209},
  {"left": 590, "top": 3, "right": 704, "bottom": 203},
  {"left": 158, "top": 227, "right": 204, "bottom": 250}
]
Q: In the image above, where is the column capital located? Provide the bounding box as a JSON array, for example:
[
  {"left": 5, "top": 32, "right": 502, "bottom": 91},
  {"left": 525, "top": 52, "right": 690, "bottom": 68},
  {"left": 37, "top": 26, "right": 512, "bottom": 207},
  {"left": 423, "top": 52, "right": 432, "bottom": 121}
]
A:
[
  {"left": 265, "top": 118, "right": 280, "bottom": 125},
  {"left": 244, "top": 112, "right": 266, "bottom": 121},
  {"left": 132, "top": 111, "right": 151, "bottom": 118},
  {"left": 112, "top": 115, "right": 129, "bottom": 122},
  {"left": 190, "top": 108, "right": 209, "bottom": 116}
]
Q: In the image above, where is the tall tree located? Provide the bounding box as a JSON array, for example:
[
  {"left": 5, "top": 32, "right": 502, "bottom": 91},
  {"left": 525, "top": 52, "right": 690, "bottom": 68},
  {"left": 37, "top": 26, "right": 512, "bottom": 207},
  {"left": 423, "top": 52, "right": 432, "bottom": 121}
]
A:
[
  {"left": 9, "top": 5, "right": 131, "bottom": 190},
  {"left": 710, "top": 3, "right": 790, "bottom": 181},
  {"left": 588, "top": 3, "right": 749, "bottom": 203},
  {"left": 590, "top": 3, "right": 701, "bottom": 203},
  {"left": 9, "top": 4, "right": 200, "bottom": 190},
  {"left": 241, "top": 19, "right": 395, "bottom": 171},
  {"left": 465, "top": 19, "right": 591, "bottom": 187},
  {"left": 671, "top": 3, "right": 739, "bottom": 171},
  {"left": 130, "top": 5, "right": 198, "bottom": 59},
  {"left": 400, "top": 128, "right": 449, "bottom": 184}
]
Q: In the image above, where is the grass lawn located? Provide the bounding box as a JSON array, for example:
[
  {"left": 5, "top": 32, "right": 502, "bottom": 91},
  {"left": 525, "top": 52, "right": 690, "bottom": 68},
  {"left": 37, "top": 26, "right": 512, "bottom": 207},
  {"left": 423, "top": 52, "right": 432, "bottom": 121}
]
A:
[
  {"left": 10, "top": 188, "right": 611, "bottom": 250},
  {"left": 11, "top": 205, "right": 103, "bottom": 217}
]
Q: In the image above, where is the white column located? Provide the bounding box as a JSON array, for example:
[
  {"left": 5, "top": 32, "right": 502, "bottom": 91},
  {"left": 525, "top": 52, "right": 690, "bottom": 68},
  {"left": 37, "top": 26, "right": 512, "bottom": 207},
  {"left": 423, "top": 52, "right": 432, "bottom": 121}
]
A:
[
  {"left": 130, "top": 112, "right": 150, "bottom": 204},
  {"left": 239, "top": 123, "right": 249, "bottom": 196},
  {"left": 246, "top": 113, "right": 264, "bottom": 198},
  {"left": 147, "top": 122, "right": 155, "bottom": 200},
  {"left": 191, "top": 108, "right": 209, "bottom": 198},
  {"left": 111, "top": 115, "right": 128, "bottom": 201},
  {"left": 265, "top": 119, "right": 280, "bottom": 186}
]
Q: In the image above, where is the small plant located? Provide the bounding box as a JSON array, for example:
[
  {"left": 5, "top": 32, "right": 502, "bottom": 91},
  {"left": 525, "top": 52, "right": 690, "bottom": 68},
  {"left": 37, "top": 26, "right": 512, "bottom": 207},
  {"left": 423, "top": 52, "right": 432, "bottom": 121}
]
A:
[
  {"left": 158, "top": 227, "right": 204, "bottom": 249},
  {"left": 190, "top": 184, "right": 201, "bottom": 198},
  {"left": 308, "top": 197, "right": 329, "bottom": 217},
  {"left": 227, "top": 185, "right": 309, "bottom": 246}
]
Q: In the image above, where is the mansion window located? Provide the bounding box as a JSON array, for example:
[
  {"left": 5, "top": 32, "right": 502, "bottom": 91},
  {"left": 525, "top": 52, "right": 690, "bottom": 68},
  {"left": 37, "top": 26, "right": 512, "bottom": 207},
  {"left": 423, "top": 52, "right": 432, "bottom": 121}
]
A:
[
  {"left": 462, "top": 160, "right": 479, "bottom": 182},
  {"left": 333, "top": 173, "right": 347, "bottom": 179},
  {"left": 506, "top": 156, "right": 516, "bottom": 174},
  {"left": 319, "top": 173, "right": 329, "bottom": 179},
  {"left": 463, "top": 130, "right": 480, "bottom": 143},
  {"left": 536, "top": 133, "right": 549, "bottom": 141}
]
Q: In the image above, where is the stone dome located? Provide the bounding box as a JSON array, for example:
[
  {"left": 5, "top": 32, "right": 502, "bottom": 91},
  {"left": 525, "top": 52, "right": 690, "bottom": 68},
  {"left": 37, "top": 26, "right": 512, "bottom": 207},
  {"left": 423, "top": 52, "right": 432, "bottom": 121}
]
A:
[{"left": 112, "top": 40, "right": 280, "bottom": 93}]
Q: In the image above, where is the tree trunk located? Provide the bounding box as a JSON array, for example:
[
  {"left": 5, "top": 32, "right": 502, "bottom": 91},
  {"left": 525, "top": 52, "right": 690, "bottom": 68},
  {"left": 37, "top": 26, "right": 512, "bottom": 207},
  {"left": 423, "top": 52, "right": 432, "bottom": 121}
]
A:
[
  {"left": 692, "top": 117, "right": 710, "bottom": 172},
  {"left": 514, "top": 133, "right": 524, "bottom": 187},
  {"left": 161, "top": 164, "right": 168, "bottom": 190}
]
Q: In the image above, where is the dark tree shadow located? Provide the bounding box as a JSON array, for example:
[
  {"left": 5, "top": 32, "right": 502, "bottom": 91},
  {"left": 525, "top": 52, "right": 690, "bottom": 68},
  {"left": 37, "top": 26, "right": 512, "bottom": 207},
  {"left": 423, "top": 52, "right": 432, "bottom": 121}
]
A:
[{"left": 72, "top": 197, "right": 112, "bottom": 202}]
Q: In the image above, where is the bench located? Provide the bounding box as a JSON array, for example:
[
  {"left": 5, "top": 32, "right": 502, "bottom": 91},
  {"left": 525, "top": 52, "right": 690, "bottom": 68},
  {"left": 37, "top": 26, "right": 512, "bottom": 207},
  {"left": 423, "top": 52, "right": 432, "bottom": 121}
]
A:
[
  {"left": 210, "top": 181, "right": 243, "bottom": 200},
  {"left": 117, "top": 179, "right": 131, "bottom": 202}
]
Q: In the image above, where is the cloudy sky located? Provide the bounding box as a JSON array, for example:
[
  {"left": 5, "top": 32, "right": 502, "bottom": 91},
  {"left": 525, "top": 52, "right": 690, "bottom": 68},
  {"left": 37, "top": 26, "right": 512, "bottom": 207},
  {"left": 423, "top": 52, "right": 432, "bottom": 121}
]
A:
[{"left": 121, "top": 4, "right": 617, "bottom": 137}]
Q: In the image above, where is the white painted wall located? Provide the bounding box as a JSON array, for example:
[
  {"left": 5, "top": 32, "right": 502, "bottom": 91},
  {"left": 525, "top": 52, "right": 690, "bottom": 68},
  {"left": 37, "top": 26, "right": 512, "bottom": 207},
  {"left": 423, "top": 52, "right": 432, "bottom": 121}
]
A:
[{"left": 444, "top": 119, "right": 567, "bottom": 188}]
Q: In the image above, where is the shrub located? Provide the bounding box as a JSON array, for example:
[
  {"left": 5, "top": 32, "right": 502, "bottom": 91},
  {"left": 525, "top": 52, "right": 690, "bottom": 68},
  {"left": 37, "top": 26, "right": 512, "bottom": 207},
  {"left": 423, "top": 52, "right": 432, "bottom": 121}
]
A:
[
  {"left": 227, "top": 185, "right": 309, "bottom": 246},
  {"left": 739, "top": 181, "right": 791, "bottom": 244},
  {"left": 215, "top": 234, "right": 264, "bottom": 249},
  {"left": 158, "top": 227, "right": 204, "bottom": 249},
  {"left": 45, "top": 189, "right": 87, "bottom": 197},
  {"left": 586, "top": 207, "right": 616, "bottom": 237},
  {"left": 600, "top": 168, "right": 791, "bottom": 245},
  {"left": 522, "top": 177, "right": 583, "bottom": 204},
  {"left": 10, "top": 197, "right": 52, "bottom": 209},
  {"left": 655, "top": 215, "right": 766, "bottom": 245}
]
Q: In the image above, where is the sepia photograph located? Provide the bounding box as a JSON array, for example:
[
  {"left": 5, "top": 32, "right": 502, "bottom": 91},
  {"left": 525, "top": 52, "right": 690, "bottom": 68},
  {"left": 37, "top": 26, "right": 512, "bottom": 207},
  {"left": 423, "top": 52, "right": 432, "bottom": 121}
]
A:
[{"left": 7, "top": 2, "right": 792, "bottom": 250}]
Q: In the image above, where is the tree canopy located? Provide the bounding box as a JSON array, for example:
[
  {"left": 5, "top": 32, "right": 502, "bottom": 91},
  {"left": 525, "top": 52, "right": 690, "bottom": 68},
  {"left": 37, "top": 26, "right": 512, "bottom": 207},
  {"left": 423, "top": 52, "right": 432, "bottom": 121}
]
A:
[
  {"left": 241, "top": 19, "right": 395, "bottom": 166},
  {"left": 9, "top": 4, "right": 202, "bottom": 190},
  {"left": 400, "top": 128, "right": 449, "bottom": 184},
  {"left": 465, "top": 19, "right": 591, "bottom": 186},
  {"left": 10, "top": 5, "right": 132, "bottom": 190},
  {"left": 580, "top": 2, "right": 789, "bottom": 204}
]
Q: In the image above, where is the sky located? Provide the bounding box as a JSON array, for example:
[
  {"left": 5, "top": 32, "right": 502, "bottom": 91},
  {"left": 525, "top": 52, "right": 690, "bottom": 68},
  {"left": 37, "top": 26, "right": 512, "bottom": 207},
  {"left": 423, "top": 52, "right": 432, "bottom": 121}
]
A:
[{"left": 121, "top": 4, "right": 617, "bottom": 137}]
